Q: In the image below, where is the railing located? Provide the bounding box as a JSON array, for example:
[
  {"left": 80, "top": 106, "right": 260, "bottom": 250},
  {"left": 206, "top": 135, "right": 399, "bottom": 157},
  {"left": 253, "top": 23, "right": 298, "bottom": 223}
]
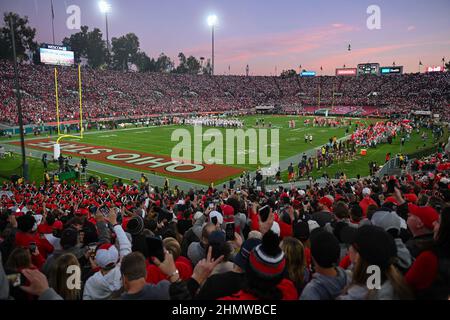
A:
[{"left": 376, "top": 157, "right": 400, "bottom": 177}]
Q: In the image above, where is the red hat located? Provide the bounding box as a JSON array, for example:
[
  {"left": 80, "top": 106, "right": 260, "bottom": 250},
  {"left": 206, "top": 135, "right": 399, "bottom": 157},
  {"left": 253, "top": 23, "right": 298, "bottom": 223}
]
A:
[
  {"left": 404, "top": 194, "right": 418, "bottom": 204},
  {"left": 52, "top": 220, "right": 63, "bottom": 230},
  {"left": 319, "top": 197, "right": 333, "bottom": 210},
  {"left": 37, "top": 224, "right": 53, "bottom": 234},
  {"left": 408, "top": 203, "right": 439, "bottom": 230},
  {"left": 220, "top": 204, "right": 234, "bottom": 223},
  {"left": 384, "top": 196, "right": 398, "bottom": 206},
  {"left": 95, "top": 243, "right": 119, "bottom": 269},
  {"left": 292, "top": 199, "right": 301, "bottom": 209},
  {"left": 75, "top": 208, "right": 89, "bottom": 216}
]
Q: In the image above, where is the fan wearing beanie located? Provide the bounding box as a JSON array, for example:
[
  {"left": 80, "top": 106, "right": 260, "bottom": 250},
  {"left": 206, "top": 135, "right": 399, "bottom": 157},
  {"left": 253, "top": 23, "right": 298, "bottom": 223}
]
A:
[
  {"left": 338, "top": 225, "right": 413, "bottom": 300},
  {"left": 300, "top": 230, "right": 349, "bottom": 300},
  {"left": 220, "top": 230, "right": 298, "bottom": 300}
]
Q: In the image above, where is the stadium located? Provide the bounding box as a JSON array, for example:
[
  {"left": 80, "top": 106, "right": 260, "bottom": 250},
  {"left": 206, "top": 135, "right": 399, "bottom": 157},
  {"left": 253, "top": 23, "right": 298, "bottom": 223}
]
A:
[{"left": 0, "top": 0, "right": 450, "bottom": 306}]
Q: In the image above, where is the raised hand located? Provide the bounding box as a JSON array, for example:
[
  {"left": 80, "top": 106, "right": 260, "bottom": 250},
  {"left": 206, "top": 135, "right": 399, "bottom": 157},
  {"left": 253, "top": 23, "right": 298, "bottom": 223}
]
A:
[{"left": 191, "top": 246, "right": 224, "bottom": 286}]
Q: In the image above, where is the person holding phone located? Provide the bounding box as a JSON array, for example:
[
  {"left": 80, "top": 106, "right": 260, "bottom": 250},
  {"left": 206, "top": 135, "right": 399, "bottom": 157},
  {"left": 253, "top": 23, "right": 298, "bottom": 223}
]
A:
[
  {"left": 4, "top": 247, "right": 36, "bottom": 300},
  {"left": 15, "top": 215, "right": 53, "bottom": 269},
  {"left": 83, "top": 209, "right": 132, "bottom": 300},
  {"left": 187, "top": 223, "right": 217, "bottom": 266}
]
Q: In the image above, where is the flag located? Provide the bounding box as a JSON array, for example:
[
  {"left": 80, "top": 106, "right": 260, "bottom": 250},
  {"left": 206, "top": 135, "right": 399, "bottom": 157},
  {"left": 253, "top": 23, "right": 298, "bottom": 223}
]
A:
[
  {"left": 419, "top": 61, "right": 422, "bottom": 66},
  {"left": 51, "top": 0, "right": 54, "bottom": 19}
]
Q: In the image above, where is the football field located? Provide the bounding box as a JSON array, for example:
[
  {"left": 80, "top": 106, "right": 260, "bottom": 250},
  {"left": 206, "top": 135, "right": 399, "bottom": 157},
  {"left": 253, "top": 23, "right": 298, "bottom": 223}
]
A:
[{"left": 4, "top": 114, "right": 438, "bottom": 187}]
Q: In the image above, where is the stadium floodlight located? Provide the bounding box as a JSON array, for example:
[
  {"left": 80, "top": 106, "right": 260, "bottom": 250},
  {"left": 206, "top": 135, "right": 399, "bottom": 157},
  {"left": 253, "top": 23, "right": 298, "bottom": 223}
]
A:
[
  {"left": 99, "top": 1, "right": 111, "bottom": 13},
  {"left": 207, "top": 15, "right": 218, "bottom": 75},
  {"left": 207, "top": 14, "right": 218, "bottom": 27},
  {"left": 99, "top": 1, "right": 111, "bottom": 53}
]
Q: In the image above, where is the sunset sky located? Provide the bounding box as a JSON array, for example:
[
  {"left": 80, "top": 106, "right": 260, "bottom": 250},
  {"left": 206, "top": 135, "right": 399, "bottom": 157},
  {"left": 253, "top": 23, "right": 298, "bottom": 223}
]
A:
[{"left": 1, "top": 0, "right": 449, "bottom": 75}]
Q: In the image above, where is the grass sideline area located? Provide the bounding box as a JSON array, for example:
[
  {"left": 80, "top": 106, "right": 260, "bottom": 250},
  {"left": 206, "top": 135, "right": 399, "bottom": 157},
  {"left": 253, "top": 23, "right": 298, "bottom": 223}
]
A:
[
  {"left": 281, "top": 126, "right": 447, "bottom": 181},
  {"left": 0, "top": 153, "right": 131, "bottom": 186}
]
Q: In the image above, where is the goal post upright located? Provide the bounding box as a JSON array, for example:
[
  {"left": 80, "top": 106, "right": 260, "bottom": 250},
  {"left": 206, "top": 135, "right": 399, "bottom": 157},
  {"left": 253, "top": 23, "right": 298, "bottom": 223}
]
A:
[
  {"left": 54, "top": 67, "right": 61, "bottom": 136},
  {"left": 78, "top": 64, "right": 84, "bottom": 138},
  {"left": 54, "top": 64, "right": 84, "bottom": 157}
]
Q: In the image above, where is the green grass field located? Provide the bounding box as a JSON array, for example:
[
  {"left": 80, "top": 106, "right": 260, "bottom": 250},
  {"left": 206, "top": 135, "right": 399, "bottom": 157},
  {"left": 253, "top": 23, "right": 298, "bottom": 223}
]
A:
[
  {"left": 281, "top": 128, "right": 439, "bottom": 180},
  {"left": 2, "top": 115, "right": 441, "bottom": 185},
  {"left": 54, "top": 115, "right": 374, "bottom": 169},
  {"left": 0, "top": 153, "right": 131, "bottom": 186}
]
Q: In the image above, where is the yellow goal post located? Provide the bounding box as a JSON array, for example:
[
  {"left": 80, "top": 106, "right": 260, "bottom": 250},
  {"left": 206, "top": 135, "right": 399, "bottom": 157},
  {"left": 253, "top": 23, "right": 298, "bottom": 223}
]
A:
[{"left": 53, "top": 64, "right": 84, "bottom": 159}]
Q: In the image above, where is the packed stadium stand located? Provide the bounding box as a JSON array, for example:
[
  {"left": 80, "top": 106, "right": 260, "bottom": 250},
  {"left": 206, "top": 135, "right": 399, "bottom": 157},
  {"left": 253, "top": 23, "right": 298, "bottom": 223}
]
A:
[{"left": 0, "top": 60, "right": 449, "bottom": 125}]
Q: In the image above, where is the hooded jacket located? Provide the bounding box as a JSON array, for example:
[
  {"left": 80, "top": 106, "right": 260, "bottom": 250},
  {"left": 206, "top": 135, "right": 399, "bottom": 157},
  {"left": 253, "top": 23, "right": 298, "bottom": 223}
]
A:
[
  {"left": 395, "top": 238, "right": 413, "bottom": 271},
  {"left": 337, "top": 281, "right": 398, "bottom": 300},
  {"left": 187, "top": 241, "right": 206, "bottom": 266},
  {"left": 299, "top": 267, "right": 350, "bottom": 300},
  {"left": 83, "top": 266, "right": 122, "bottom": 300}
]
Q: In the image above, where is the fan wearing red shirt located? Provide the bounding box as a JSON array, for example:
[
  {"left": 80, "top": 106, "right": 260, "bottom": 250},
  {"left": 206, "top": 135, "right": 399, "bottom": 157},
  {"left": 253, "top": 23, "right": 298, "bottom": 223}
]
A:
[
  {"left": 359, "top": 187, "right": 378, "bottom": 216},
  {"left": 15, "top": 214, "right": 54, "bottom": 269}
]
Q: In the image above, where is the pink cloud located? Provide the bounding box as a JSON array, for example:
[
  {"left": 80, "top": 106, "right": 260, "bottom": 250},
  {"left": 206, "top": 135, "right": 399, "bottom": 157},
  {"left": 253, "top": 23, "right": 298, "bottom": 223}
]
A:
[
  {"left": 313, "top": 39, "right": 450, "bottom": 75},
  {"left": 183, "top": 23, "right": 357, "bottom": 69},
  {"left": 407, "top": 25, "right": 416, "bottom": 32}
]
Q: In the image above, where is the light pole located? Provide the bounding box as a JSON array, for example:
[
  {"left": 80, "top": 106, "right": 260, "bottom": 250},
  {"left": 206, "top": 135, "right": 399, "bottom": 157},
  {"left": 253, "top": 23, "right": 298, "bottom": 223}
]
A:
[
  {"left": 9, "top": 16, "right": 28, "bottom": 180},
  {"left": 99, "top": 1, "right": 111, "bottom": 52},
  {"left": 207, "top": 15, "right": 217, "bottom": 75}
]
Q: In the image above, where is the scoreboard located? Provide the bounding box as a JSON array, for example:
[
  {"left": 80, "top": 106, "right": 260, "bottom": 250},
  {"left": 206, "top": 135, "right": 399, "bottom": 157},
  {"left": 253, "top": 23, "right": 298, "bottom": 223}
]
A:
[
  {"left": 40, "top": 44, "right": 75, "bottom": 66},
  {"left": 380, "top": 66, "right": 403, "bottom": 75},
  {"left": 357, "top": 63, "right": 380, "bottom": 75}
]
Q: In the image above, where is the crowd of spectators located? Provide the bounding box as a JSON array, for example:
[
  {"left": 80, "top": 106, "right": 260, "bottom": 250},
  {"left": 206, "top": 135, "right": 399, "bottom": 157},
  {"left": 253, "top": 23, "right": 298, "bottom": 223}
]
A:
[
  {"left": 1, "top": 60, "right": 449, "bottom": 125},
  {"left": 1, "top": 141, "right": 449, "bottom": 300}
]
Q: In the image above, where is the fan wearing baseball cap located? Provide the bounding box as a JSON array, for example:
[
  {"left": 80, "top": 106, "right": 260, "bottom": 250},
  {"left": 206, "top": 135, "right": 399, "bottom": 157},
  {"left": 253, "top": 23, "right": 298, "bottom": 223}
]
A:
[
  {"left": 359, "top": 187, "right": 378, "bottom": 216},
  {"left": 82, "top": 211, "right": 132, "bottom": 300},
  {"left": 405, "top": 207, "right": 450, "bottom": 300},
  {"left": 406, "top": 203, "right": 439, "bottom": 258},
  {"left": 311, "top": 196, "right": 334, "bottom": 227},
  {"left": 338, "top": 225, "right": 413, "bottom": 300}
]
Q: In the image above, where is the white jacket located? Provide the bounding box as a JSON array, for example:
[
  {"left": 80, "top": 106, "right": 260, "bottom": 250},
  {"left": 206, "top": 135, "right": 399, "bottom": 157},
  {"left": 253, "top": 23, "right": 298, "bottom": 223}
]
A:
[
  {"left": 83, "top": 266, "right": 122, "bottom": 300},
  {"left": 83, "top": 225, "right": 131, "bottom": 300}
]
